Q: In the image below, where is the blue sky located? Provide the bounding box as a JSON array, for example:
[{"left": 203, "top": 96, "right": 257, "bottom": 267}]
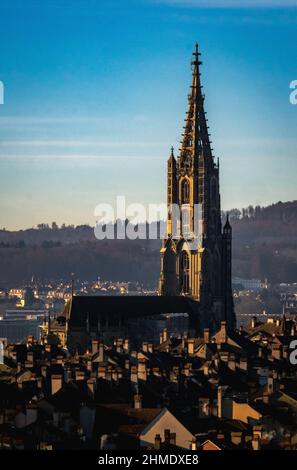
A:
[{"left": 0, "top": 0, "right": 296, "bottom": 229}]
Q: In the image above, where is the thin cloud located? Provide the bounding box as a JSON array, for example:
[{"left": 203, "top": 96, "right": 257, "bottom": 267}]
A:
[
  {"left": 0, "top": 154, "right": 163, "bottom": 161},
  {"left": 0, "top": 116, "right": 110, "bottom": 125},
  {"left": 0, "top": 140, "right": 164, "bottom": 148},
  {"left": 151, "top": 0, "right": 297, "bottom": 7}
]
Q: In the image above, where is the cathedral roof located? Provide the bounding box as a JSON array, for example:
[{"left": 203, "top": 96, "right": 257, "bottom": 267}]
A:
[{"left": 68, "top": 295, "right": 199, "bottom": 328}]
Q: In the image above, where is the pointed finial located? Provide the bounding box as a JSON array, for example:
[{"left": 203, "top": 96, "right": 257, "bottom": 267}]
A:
[
  {"left": 224, "top": 212, "right": 231, "bottom": 231},
  {"left": 192, "top": 42, "right": 201, "bottom": 65},
  {"left": 168, "top": 146, "right": 176, "bottom": 162},
  {"left": 195, "top": 42, "right": 198, "bottom": 56}
]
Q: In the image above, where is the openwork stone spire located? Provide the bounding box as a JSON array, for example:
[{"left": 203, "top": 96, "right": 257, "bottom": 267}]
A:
[{"left": 178, "top": 43, "right": 213, "bottom": 175}]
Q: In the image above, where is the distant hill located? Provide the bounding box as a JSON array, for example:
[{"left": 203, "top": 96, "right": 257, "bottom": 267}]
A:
[{"left": 0, "top": 201, "right": 296, "bottom": 288}]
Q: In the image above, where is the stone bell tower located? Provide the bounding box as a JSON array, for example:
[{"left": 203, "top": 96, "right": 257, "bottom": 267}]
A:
[{"left": 159, "top": 44, "right": 235, "bottom": 332}]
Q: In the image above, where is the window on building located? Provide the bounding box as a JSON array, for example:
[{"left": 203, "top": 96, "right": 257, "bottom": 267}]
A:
[
  {"left": 180, "top": 251, "right": 190, "bottom": 294},
  {"left": 181, "top": 179, "right": 190, "bottom": 204}
]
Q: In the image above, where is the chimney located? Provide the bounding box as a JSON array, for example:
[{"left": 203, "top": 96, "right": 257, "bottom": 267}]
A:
[
  {"left": 87, "top": 378, "right": 96, "bottom": 396},
  {"left": 134, "top": 394, "right": 142, "bottom": 409},
  {"left": 75, "top": 370, "right": 85, "bottom": 381},
  {"left": 92, "top": 340, "right": 99, "bottom": 355},
  {"left": 98, "top": 366, "right": 106, "bottom": 379},
  {"left": 64, "top": 368, "right": 72, "bottom": 383},
  {"left": 204, "top": 328, "right": 210, "bottom": 343},
  {"left": 123, "top": 338, "right": 130, "bottom": 352},
  {"left": 252, "top": 436, "right": 261, "bottom": 450},
  {"left": 251, "top": 316, "right": 257, "bottom": 329},
  {"left": 148, "top": 343, "right": 153, "bottom": 353},
  {"left": 27, "top": 351, "right": 34, "bottom": 366},
  {"left": 98, "top": 343, "right": 104, "bottom": 362},
  {"left": 191, "top": 438, "right": 197, "bottom": 450},
  {"left": 155, "top": 434, "right": 161, "bottom": 450},
  {"left": 163, "top": 328, "right": 168, "bottom": 343},
  {"left": 228, "top": 353, "right": 236, "bottom": 371},
  {"left": 131, "top": 365, "right": 138, "bottom": 383},
  {"left": 36, "top": 377, "right": 43, "bottom": 390},
  {"left": 239, "top": 357, "right": 248, "bottom": 371},
  {"left": 51, "top": 374, "right": 62, "bottom": 395},
  {"left": 159, "top": 332, "right": 163, "bottom": 344},
  {"left": 138, "top": 359, "right": 147, "bottom": 381},
  {"left": 220, "top": 321, "right": 227, "bottom": 343},
  {"left": 142, "top": 342, "right": 148, "bottom": 352},
  {"left": 217, "top": 385, "right": 223, "bottom": 418},
  {"left": 203, "top": 364, "right": 209, "bottom": 376},
  {"left": 267, "top": 372, "right": 275, "bottom": 395},
  {"left": 170, "top": 433, "right": 176, "bottom": 446},
  {"left": 164, "top": 429, "right": 170, "bottom": 444},
  {"left": 116, "top": 338, "right": 123, "bottom": 354},
  {"left": 188, "top": 339, "right": 195, "bottom": 356},
  {"left": 112, "top": 370, "right": 119, "bottom": 383}
]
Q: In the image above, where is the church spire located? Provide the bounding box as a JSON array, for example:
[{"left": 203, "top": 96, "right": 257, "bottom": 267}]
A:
[{"left": 179, "top": 43, "right": 212, "bottom": 171}]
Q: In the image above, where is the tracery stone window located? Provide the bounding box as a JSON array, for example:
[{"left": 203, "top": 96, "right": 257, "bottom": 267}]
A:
[{"left": 180, "top": 251, "right": 190, "bottom": 294}]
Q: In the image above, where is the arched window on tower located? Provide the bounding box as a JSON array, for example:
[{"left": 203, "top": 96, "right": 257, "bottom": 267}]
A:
[
  {"left": 180, "top": 251, "right": 190, "bottom": 294},
  {"left": 181, "top": 179, "right": 190, "bottom": 204}
]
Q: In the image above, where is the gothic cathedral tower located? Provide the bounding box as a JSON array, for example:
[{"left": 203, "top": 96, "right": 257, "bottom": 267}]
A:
[{"left": 159, "top": 44, "right": 235, "bottom": 332}]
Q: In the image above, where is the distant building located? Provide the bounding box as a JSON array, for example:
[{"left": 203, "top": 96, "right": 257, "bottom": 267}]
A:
[
  {"left": 0, "top": 309, "right": 46, "bottom": 343},
  {"left": 233, "top": 277, "right": 266, "bottom": 292}
]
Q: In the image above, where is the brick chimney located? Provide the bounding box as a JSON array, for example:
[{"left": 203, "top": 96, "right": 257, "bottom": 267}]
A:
[
  {"left": 203, "top": 363, "right": 209, "bottom": 376},
  {"left": 92, "top": 340, "right": 99, "bottom": 355},
  {"left": 98, "top": 342, "right": 104, "bottom": 362},
  {"left": 138, "top": 359, "right": 147, "bottom": 381},
  {"left": 191, "top": 438, "right": 197, "bottom": 450},
  {"left": 204, "top": 328, "right": 210, "bottom": 343},
  {"left": 164, "top": 429, "right": 170, "bottom": 444},
  {"left": 134, "top": 394, "right": 142, "bottom": 409},
  {"left": 123, "top": 338, "right": 130, "bottom": 352},
  {"left": 116, "top": 338, "right": 123, "bottom": 353},
  {"left": 27, "top": 351, "right": 34, "bottom": 366},
  {"left": 188, "top": 339, "right": 195, "bottom": 356},
  {"left": 267, "top": 371, "right": 277, "bottom": 395},
  {"left": 131, "top": 365, "right": 138, "bottom": 383},
  {"left": 155, "top": 434, "right": 161, "bottom": 450},
  {"left": 170, "top": 433, "right": 176, "bottom": 446},
  {"left": 239, "top": 356, "right": 248, "bottom": 371},
  {"left": 217, "top": 385, "right": 223, "bottom": 418},
  {"left": 163, "top": 328, "right": 168, "bottom": 343},
  {"left": 51, "top": 374, "right": 62, "bottom": 395},
  {"left": 228, "top": 353, "right": 236, "bottom": 371},
  {"left": 220, "top": 321, "right": 227, "bottom": 343},
  {"left": 252, "top": 436, "right": 261, "bottom": 450},
  {"left": 87, "top": 378, "right": 96, "bottom": 396}
]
